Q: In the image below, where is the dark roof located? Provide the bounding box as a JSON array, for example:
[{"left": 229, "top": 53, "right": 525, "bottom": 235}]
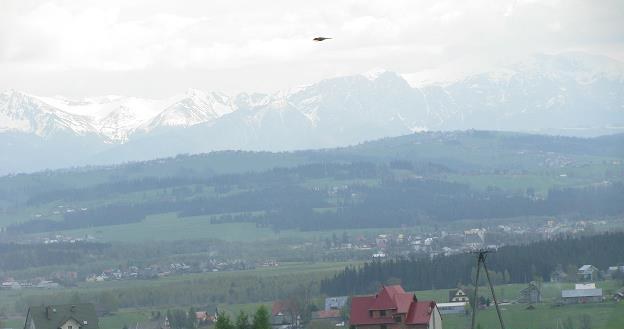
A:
[
  {"left": 25, "top": 304, "right": 99, "bottom": 329},
  {"left": 349, "top": 285, "right": 436, "bottom": 326}
]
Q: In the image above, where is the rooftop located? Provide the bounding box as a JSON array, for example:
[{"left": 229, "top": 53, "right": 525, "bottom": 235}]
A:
[
  {"left": 350, "top": 285, "right": 436, "bottom": 326},
  {"left": 562, "top": 288, "right": 603, "bottom": 298},
  {"left": 25, "top": 304, "right": 99, "bottom": 329}
]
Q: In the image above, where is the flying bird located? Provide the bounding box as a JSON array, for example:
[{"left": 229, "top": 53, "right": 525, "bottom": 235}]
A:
[{"left": 313, "top": 37, "right": 332, "bottom": 42}]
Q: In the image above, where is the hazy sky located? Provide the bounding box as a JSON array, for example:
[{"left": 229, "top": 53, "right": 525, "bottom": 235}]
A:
[{"left": 1, "top": 0, "right": 623, "bottom": 97}]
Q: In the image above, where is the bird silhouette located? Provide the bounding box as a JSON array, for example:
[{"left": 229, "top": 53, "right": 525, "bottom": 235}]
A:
[{"left": 313, "top": 37, "right": 332, "bottom": 42}]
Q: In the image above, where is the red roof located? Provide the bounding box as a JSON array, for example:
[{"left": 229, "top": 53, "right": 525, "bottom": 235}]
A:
[
  {"left": 272, "top": 300, "right": 294, "bottom": 316},
  {"left": 349, "top": 285, "right": 437, "bottom": 326},
  {"left": 312, "top": 310, "right": 342, "bottom": 319},
  {"left": 405, "top": 301, "right": 437, "bottom": 325}
]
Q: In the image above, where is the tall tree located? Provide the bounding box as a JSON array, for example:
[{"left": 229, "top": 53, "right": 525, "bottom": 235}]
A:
[
  {"left": 215, "top": 313, "right": 234, "bottom": 329},
  {"left": 252, "top": 306, "right": 271, "bottom": 329},
  {"left": 236, "top": 311, "right": 251, "bottom": 329}
]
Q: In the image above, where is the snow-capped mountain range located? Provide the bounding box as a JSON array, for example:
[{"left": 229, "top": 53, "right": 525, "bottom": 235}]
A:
[
  {"left": 1, "top": 52, "right": 624, "bottom": 174},
  {"left": 0, "top": 89, "right": 235, "bottom": 143}
]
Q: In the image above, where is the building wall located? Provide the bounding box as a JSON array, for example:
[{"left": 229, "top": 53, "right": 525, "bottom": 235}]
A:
[
  {"left": 353, "top": 323, "right": 405, "bottom": 329},
  {"left": 429, "top": 307, "right": 442, "bottom": 329},
  {"left": 562, "top": 296, "right": 602, "bottom": 304},
  {"left": 24, "top": 313, "right": 34, "bottom": 329},
  {"left": 369, "top": 309, "right": 397, "bottom": 318},
  {"left": 438, "top": 306, "right": 465, "bottom": 315},
  {"left": 60, "top": 319, "right": 81, "bottom": 329},
  {"left": 450, "top": 296, "right": 468, "bottom": 302}
]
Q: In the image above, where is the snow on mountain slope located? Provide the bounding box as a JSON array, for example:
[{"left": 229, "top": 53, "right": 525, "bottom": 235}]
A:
[
  {"left": 140, "top": 89, "right": 234, "bottom": 132},
  {"left": 0, "top": 90, "right": 95, "bottom": 136},
  {"left": 37, "top": 95, "right": 177, "bottom": 142},
  {"left": 1, "top": 51, "right": 623, "bottom": 175}
]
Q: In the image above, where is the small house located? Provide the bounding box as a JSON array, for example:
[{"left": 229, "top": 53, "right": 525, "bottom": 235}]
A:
[
  {"left": 448, "top": 289, "right": 469, "bottom": 303},
  {"left": 518, "top": 282, "right": 541, "bottom": 304},
  {"left": 271, "top": 301, "right": 297, "bottom": 329},
  {"left": 24, "top": 304, "right": 99, "bottom": 329},
  {"left": 349, "top": 285, "right": 442, "bottom": 329},
  {"left": 561, "top": 288, "right": 603, "bottom": 304},
  {"left": 577, "top": 265, "right": 598, "bottom": 282},
  {"left": 550, "top": 270, "right": 568, "bottom": 283},
  {"left": 311, "top": 310, "right": 341, "bottom": 320},
  {"left": 614, "top": 288, "right": 624, "bottom": 302},
  {"left": 325, "top": 296, "right": 349, "bottom": 311}
]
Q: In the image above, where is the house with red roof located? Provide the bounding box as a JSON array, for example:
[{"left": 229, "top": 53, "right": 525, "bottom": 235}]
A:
[
  {"left": 349, "top": 285, "right": 442, "bottom": 329},
  {"left": 271, "top": 300, "right": 298, "bottom": 329}
]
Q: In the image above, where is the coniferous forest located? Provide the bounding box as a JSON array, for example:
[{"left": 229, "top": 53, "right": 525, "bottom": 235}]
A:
[{"left": 320, "top": 232, "right": 624, "bottom": 296}]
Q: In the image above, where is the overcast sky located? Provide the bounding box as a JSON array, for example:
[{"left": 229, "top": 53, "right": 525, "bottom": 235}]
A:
[{"left": 1, "top": 0, "right": 623, "bottom": 97}]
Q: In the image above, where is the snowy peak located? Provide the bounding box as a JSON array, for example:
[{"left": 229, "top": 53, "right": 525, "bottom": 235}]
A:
[
  {"left": 141, "top": 89, "right": 234, "bottom": 131},
  {"left": 361, "top": 68, "right": 398, "bottom": 81},
  {"left": 0, "top": 90, "right": 94, "bottom": 136},
  {"left": 97, "top": 105, "right": 142, "bottom": 143},
  {"left": 1, "top": 52, "right": 623, "bottom": 150}
]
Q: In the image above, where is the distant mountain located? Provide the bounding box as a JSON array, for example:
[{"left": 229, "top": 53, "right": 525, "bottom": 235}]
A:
[{"left": 1, "top": 52, "right": 623, "bottom": 175}]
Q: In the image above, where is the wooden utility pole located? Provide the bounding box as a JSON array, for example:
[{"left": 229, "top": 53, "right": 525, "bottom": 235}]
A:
[{"left": 470, "top": 249, "right": 506, "bottom": 329}]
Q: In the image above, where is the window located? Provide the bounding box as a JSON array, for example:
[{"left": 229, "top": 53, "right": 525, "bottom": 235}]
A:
[
  {"left": 394, "top": 316, "right": 402, "bottom": 323},
  {"left": 68, "top": 326, "right": 73, "bottom": 329},
  {"left": 380, "top": 310, "right": 386, "bottom": 316}
]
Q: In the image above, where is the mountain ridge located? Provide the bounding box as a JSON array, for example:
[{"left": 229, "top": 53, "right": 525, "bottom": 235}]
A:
[{"left": 1, "top": 52, "right": 623, "bottom": 175}]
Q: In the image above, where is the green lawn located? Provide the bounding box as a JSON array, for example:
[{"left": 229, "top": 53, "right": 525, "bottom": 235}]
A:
[
  {"left": 98, "top": 310, "right": 152, "bottom": 329},
  {"left": 5, "top": 279, "right": 622, "bottom": 329},
  {"left": 21, "top": 211, "right": 426, "bottom": 243},
  {"left": 442, "top": 302, "right": 623, "bottom": 329}
]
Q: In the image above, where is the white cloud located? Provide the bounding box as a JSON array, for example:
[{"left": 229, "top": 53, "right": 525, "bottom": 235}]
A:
[{"left": 0, "top": 0, "right": 622, "bottom": 96}]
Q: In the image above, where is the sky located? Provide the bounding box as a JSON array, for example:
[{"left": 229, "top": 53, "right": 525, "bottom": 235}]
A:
[{"left": 1, "top": 0, "right": 623, "bottom": 98}]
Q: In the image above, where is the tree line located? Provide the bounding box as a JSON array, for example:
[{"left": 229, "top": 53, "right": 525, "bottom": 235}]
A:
[
  {"left": 8, "top": 177, "right": 624, "bottom": 234},
  {"left": 320, "top": 232, "right": 624, "bottom": 296}
]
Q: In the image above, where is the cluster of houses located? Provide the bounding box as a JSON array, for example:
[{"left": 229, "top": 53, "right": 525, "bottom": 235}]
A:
[
  {"left": 1, "top": 279, "right": 60, "bottom": 290},
  {"left": 84, "top": 260, "right": 255, "bottom": 283},
  {"left": 42, "top": 234, "right": 95, "bottom": 244},
  {"left": 270, "top": 285, "right": 444, "bottom": 329},
  {"left": 343, "top": 219, "right": 609, "bottom": 262},
  {"left": 18, "top": 273, "right": 624, "bottom": 329},
  {"left": 327, "top": 230, "right": 499, "bottom": 261}
]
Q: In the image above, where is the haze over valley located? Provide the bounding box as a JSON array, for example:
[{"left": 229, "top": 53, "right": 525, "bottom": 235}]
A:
[{"left": 2, "top": 1, "right": 624, "bottom": 329}]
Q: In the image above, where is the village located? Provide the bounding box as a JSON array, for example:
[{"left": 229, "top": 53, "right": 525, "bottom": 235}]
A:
[
  {"left": 1, "top": 217, "right": 615, "bottom": 290},
  {"left": 11, "top": 263, "right": 624, "bottom": 329}
]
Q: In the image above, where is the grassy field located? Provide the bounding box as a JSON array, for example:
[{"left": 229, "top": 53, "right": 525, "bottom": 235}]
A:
[
  {"left": 20, "top": 211, "right": 433, "bottom": 243},
  {"left": 0, "top": 261, "right": 359, "bottom": 319},
  {"left": 85, "top": 280, "right": 624, "bottom": 329},
  {"left": 443, "top": 302, "right": 624, "bottom": 329},
  {"left": 3, "top": 279, "right": 622, "bottom": 329},
  {"left": 411, "top": 280, "right": 624, "bottom": 329}
]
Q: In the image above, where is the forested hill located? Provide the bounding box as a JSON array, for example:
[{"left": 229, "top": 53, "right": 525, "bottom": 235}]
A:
[
  {"left": 320, "top": 232, "right": 624, "bottom": 296},
  {"left": 2, "top": 130, "right": 623, "bottom": 197},
  {"left": 1, "top": 130, "right": 623, "bottom": 235}
]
